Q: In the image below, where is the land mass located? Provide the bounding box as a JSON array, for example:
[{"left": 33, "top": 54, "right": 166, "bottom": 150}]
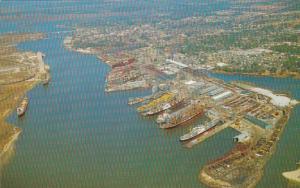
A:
[
  {"left": 0, "top": 33, "right": 50, "bottom": 163},
  {"left": 65, "top": 1, "right": 299, "bottom": 93},
  {"left": 63, "top": 1, "right": 299, "bottom": 187},
  {"left": 65, "top": 35, "right": 299, "bottom": 188}
]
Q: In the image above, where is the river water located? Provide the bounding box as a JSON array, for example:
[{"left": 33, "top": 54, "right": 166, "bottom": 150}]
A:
[{"left": 1, "top": 1, "right": 300, "bottom": 188}]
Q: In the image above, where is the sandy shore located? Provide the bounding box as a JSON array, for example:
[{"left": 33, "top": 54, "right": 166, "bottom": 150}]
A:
[
  {"left": 0, "top": 128, "right": 21, "bottom": 159},
  {"left": 283, "top": 168, "right": 300, "bottom": 183}
]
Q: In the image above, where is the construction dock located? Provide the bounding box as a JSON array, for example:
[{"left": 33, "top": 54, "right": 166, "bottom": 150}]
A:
[
  {"left": 125, "top": 66, "right": 297, "bottom": 187},
  {"left": 184, "top": 120, "right": 233, "bottom": 148}
]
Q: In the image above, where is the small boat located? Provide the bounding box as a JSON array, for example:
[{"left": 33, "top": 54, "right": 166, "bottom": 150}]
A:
[
  {"left": 128, "top": 97, "right": 144, "bottom": 105},
  {"left": 17, "top": 97, "right": 29, "bottom": 117},
  {"left": 43, "top": 74, "right": 51, "bottom": 85}
]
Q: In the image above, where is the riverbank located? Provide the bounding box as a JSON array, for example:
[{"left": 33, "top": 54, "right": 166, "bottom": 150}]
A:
[
  {"left": 64, "top": 39, "right": 152, "bottom": 93},
  {"left": 0, "top": 128, "right": 21, "bottom": 158},
  {"left": 213, "top": 70, "right": 300, "bottom": 80},
  {"left": 0, "top": 33, "right": 49, "bottom": 159}
]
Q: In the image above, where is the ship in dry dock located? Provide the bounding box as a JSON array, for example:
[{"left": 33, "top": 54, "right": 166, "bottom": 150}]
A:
[
  {"left": 137, "top": 92, "right": 175, "bottom": 113},
  {"left": 158, "top": 101, "right": 204, "bottom": 129},
  {"left": 128, "top": 97, "right": 145, "bottom": 105},
  {"left": 180, "top": 119, "right": 223, "bottom": 141},
  {"left": 142, "top": 96, "right": 184, "bottom": 116},
  {"left": 17, "top": 96, "right": 29, "bottom": 117},
  {"left": 128, "top": 91, "right": 166, "bottom": 106}
]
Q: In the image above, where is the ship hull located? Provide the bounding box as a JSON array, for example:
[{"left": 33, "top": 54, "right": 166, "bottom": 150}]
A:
[
  {"left": 160, "top": 110, "right": 203, "bottom": 129},
  {"left": 128, "top": 98, "right": 144, "bottom": 105},
  {"left": 143, "top": 99, "right": 184, "bottom": 116},
  {"left": 179, "top": 125, "right": 217, "bottom": 142},
  {"left": 17, "top": 110, "right": 26, "bottom": 117},
  {"left": 180, "top": 119, "right": 223, "bottom": 141},
  {"left": 17, "top": 97, "right": 28, "bottom": 117}
]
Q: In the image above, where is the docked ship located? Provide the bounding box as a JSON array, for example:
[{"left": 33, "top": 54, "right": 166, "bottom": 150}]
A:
[
  {"left": 142, "top": 96, "right": 184, "bottom": 116},
  {"left": 156, "top": 111, "right": 171, "bottom": 124},
  {"left": 43, "top": 74, "right": 51, "bottom": 85},
  {"left": 137, "top": 92, "right": 175, "bottom": 113},
  {"left": 179, "top": 119, "right": 223, "bottom": 141},
  {"left": 17, "top": 97, "right": 29, "bottom": 117},
  {"left": 128, "top": 97, "right": 145, "bottom": 105},
  {"left": 158, "top": 101, "right": 204, "bottom": 129},
  {"left": 128, "top": 91, "right": 166, "bottom": 106}
]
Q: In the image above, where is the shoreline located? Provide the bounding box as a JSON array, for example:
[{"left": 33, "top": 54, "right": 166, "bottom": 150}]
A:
[
  {"left": 64, "top": 46, "right": 151, "bottom": 93},
  {"left": 0, "top": 128, "right": 21, "bottom": 159},
  {"left": 0, "top": 33, "right": 50, "bottom": 161},
  {"left": 212, "top": 70, "right": 300, "bottom": 80}
]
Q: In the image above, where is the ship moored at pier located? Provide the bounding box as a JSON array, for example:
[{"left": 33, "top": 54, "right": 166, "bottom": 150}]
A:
[
  {"left": 17, "top": 97, "right": 29, "bottom": 117},
  {"left": 158, "top": 101, "right": 204, "bottom": 129},
  {"left": 180, "top": 119, "right": 224, "bottom": 141}
]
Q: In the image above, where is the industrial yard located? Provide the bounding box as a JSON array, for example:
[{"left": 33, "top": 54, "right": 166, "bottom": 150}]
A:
[
  {"left": 1, "top": 1, "right": 299, "bottom": 188},
  {"left": 61, "top": 1, "right": 300, "bottom": 186},
  {"left": 124, "top": 63, "right": 298, "bottom": 187},
  {"left": 65, "top": 28, "right": 299, "bottom": 186}
]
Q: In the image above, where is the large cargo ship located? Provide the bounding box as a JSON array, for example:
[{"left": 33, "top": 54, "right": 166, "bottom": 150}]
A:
[
  {"left": 128, "top": 91, "right": 166, "bottom": 106},
  {"left": 17, "top": 97, "right": 29, "bottom": 117},
  {"left": 179, "top": 119, "right": 223, "bottom": 141},
  {"left": 137, "top": 92, "right": 175, "bottom": 113},
  {"left": 142, "top": 96, "right": 184, "bottom": 116},
  {"left": 158, "top": 101, "right": 203, "bottom": 129}
]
